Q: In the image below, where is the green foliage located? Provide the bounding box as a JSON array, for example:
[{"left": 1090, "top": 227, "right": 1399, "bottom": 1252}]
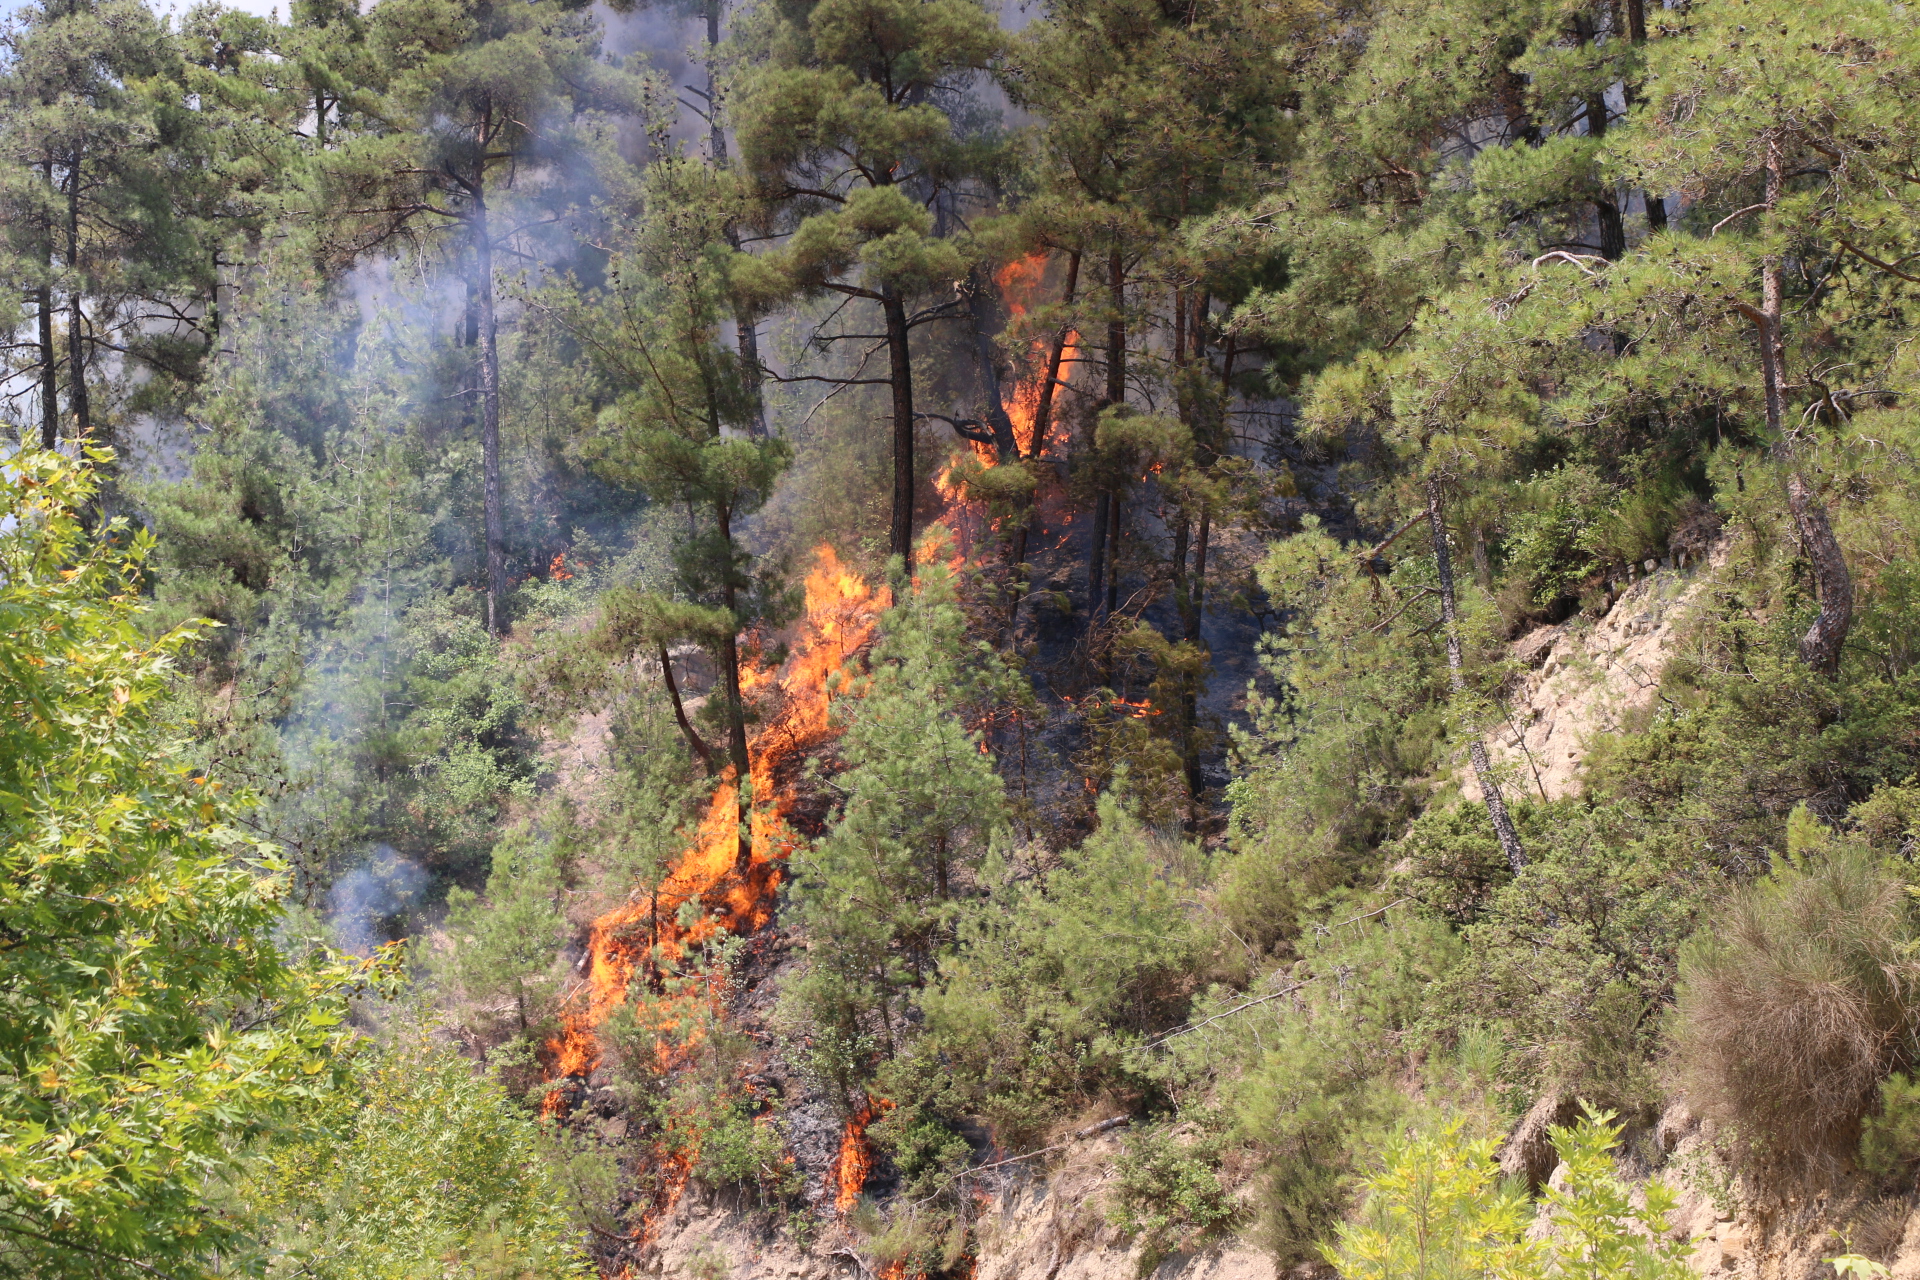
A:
[
  {"left": 1326, "top": 1110, "right": 1690, "bottom": 1280},
  {"left": 1859, "top": 1073, "right": 1920, "bottom": 1180},
  {"left": 229, "top": 1031, "right": 590, "bottom": 1279},
  {"left": 433, "top": 827, "right": 566, "bottom": 1035},
  {"left": 1110, "top": 1122, "right": 1239, "bottom": 1271},
  {"left": 690, "top": 1096, "right": 804, "bottom": 1203},
  {"left": 0, "top": 451, "right": 370, "bottom": 1279},
  {"left": 1432, "top": 801, "right": 1705, "bottom": 1104},
  {"left": 781, "top": 557, "right": 1012, "bottom": 1082},
  {"left": 919, "top": 794, "right": 1204, "bottom": 1143}
]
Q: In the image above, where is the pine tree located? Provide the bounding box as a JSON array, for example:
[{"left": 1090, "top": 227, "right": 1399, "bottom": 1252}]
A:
[
  {"left": 727, "top": 0, "right": 998, "bottom": 560},
  {"left": 309, "top": 0, "right": 645, "bottom": 633}
]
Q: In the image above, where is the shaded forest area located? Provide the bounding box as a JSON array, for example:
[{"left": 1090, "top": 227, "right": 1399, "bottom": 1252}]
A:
[{"left": 5, "top": 0, "right": 1920, "bottom": 1275}]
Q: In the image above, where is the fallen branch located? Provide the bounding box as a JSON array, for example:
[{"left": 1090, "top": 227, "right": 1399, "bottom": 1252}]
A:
[{"left": 1145, "top": 978, "right": 1315, "bottom": 1049}]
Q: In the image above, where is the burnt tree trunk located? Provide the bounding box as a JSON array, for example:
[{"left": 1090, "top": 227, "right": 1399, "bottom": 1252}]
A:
[
  {"left": 659, "top": 642, "right": 718, "bottom": 776},
  {"left": 66, "top": 160, "right": 89, "bottom": 441},
  {"left": 884, "top": 290, "right": 916, "bottom": 561},
  {"left": 1088, "top": 246, "right": 1126, "bottom": 628},
  {"left": 1008, "top": 251, "right": 1082, "bottom": 630},
  {"left": 716, "top": 503, "right": 754, "bottom": 871}
]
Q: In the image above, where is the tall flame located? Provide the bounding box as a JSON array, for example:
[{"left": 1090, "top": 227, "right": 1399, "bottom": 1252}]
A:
[
  {"left": 540, "top": 544, "right": 886, "bottom": 1128},
  {"left": 833, "top": 1095, "right": 892, "bottom": 1213},
  {"left": 992, "top": 253, "right": 1077, "bottom": 461}
]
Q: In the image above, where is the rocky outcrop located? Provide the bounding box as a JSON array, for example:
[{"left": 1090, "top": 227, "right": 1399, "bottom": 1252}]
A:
[{"left": 1469, "top": 537, "right": 1732, "bottom": 803}]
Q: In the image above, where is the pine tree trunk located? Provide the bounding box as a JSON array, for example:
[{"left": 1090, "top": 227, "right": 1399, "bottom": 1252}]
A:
[
  {"left": 1008, "top": 251, "right": 1081, "bottom": 630},
  {"left": 1087, "top": 491, "right": 1110, "bottom": 623},
  {"left": 1104, "top": 491, "right": 1122, "bottom": 617},
  {"left": 883, "top": 290, "right": 915, "bottom": 561},
  {"left": 37, "top": 281, "right": 57, "bottom": 450},
  {"left": 473, "top": 186, "right": 507, "bottom": 635},
  {"left": 1086, "top": 246, "right": 1126, "bottom": 630},
  {"left": 1029, "top": 250, "right": 1080, "bottom": 462},
  {"left": 659, "top": 641, "right": 718, "bottom": 775},
  {"left": 1427, "top": 475, "right": 1528, "bottom": 874},
  {"left": 1186, "top": 511, "right": 1209, "bottom": 646},
  {"left": 1754, "top": 138, "right": 1852, "bottom": 675},
  {"left": 716, "top": 503, "right": 753, "bottom": 872},
  {"left": 700, "top": 5, "right": 771, "bottom": 441},
  {"left": 1171, "top": 515, "right": 1191, "bottom": 634},
  {"left": 38, "top": 158, "right": 57, "bottom": 450},
  {"left": 705, "top": 4, "right": 726, "bottom": 164},
  {"left": 967, "top": 271, "right": 1020, "bottom": 463},
  {"left": 1618, "top": 0, "right": 1667, "bottom": 230},
  {"left": 66, "top": 160, "right": 89, "bottom": 441},
  {"left": 1579, "top": 19, "right": 1627, "bottom": 261}
]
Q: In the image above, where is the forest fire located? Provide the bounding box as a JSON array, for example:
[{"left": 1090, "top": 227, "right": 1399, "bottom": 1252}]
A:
[
  {"left": 935, "top": 253, "right": 1078, "bottom": 546},
  {"left": 833, "top": 1095, "right": 892, "bottom": 1213},
  {"left": 541, "top": 546, "right": 886, "bottom": 1107},
  {"left": 994, "top": 252, "right": 1077, "bottom": 460}
]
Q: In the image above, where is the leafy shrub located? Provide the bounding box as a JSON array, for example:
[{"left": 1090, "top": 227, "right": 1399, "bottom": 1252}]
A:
[
  {"left": 1859, "top": 1073, "right": 1920, "bottom": 1180},
  {"left": 1325, "top": 1108, "right": 1690, "bottom": 1280},
  {"left": 235, "top": 1033, "right": 590, "bottom": 1279},
  {"left": 1111, "top": 1122, "right": 1240, "bottom": 1271},
  {"left": 1215, "top": 900, "right": 1461, "bottom": 1264},
  {"left": 1670, "top": 820, "right": 1920, "bottom": 1169},
  {"left": 918, "top": 795, "right": 1203, "bottom": 1144},
  {"left": 692, "top": 1097, "right": 804, "bottom": 1203},
  {"left": 1439, "top": 800, "right": 1705, "bottom": 1105}
]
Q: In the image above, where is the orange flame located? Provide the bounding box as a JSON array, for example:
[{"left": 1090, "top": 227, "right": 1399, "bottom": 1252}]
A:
[
  {"left": 539, "top": 544, "right": 887, "bottom": 1137},
  {"left": 991, "top": 252, "right": 1077, "bottom": 460},
  {"left": 549, "top": 552, "right": 574, "bottom": 581},
  {"left": 834, "top": 1095, "right": 893, "bottom": 1213}
]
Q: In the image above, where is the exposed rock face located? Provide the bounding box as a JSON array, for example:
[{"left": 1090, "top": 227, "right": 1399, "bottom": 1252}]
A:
[
  {"left": 1499, "top": 1094, "right": 1582, "bottom": 1192},
  {"left": 636, "top": 1131, "right": 1279, "bottom": 1280},
  {"left": 1468, "top": 537, "right": 1732, "bottom": 803}
]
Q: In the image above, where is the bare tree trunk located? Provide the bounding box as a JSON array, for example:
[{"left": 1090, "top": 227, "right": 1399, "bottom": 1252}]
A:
[
  {"left": 1753, "top": 138, "right": 1852, "bottom": 675},
  {"left": 884, "top": 291, "right": 915, "bottom": 561},
  {"left": 1104, "top": 490, "right": 1121, "bottom": 617},
  {"left": 1007, "top": 251, "right": 1080, "bottom": 631},
  {"left": 658, "top": 641, "right": 717, "bottom": 775},
  {"left": 1087, "top": 246, "right": 1126, "bottom": 629},
  {"left": 473, "top": 186, "right": 508, "bottom": 635},
  {"left": 1578, "top": 13, "right": 1627, "bottom": 260},
  {"left": 967, "top": 270, "right": 1020, "bottom": 463},
  {"left": 1029, "top": 250, "right": 1080, "bottom": 462},
  {"left": 37, "top": 281, "right": 57, "bottom": 451},
  {"left": 1185, "top": 508, "right": 1209, "bottom": 645},
  {"left": 38, "top": 158, "right": 57, "bottom": 451},
  {"left": 716, "top": 504, "right": 754, "bottom": 871},
  {"left": 1087, "top": 491, "right": 1110, "bottom": 623},
  {"left": 1427, "top": 475, "right": 1527, "bottom": 874},
  {"left": 1617, "top": 0, "right": 1667, "bottom": 230},
  {"left": 703, "top": 0, "right": 770, "bottom": 438},
  {"left": 66, "top": 160, "right": 89, "bottom": 441}
]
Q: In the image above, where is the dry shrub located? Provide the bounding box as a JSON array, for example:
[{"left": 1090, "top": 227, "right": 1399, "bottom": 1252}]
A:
[
  {"left": 1849, "top": 1196, "right": 1914, "bottom": 1263},
  {"left": 1670, "top": 839, "right": 1920, "bottom": 1172}
]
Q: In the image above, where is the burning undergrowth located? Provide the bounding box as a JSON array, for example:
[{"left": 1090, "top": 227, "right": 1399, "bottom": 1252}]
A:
[{"left": 536, "top": 545, "right": 888, "bottom": 1261}]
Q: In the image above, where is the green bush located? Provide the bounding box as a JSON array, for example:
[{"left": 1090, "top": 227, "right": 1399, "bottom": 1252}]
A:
[
  {"left": 232, "top": 1033, "right": 590, "bottom": 1279},
  {"left": 1859, "top": 1073, "right": 1920, "bottom": 1180},
  {"left": 1325, "top": 1108, "right": 1691, "bottom": 1280},
  {"left": 1110, "top": 1122, "right": 1240, "bottom": 1272}
]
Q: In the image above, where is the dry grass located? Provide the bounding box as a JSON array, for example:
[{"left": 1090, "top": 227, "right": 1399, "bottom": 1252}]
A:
[
  {"left": 1850, "top": 1196, "right": 1914, "bottom": 1262},
  {"left": 1670, "top": 846, "right": 1920, "bottom": 1172}
]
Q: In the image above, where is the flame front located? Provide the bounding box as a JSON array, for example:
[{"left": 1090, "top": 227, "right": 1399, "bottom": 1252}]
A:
[
  {"left": 833, "top": 1094, "right": 891, "bottom": 1213},
  {"left": 540, "top": 545, "right": 886, "bottom": 1151}
]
